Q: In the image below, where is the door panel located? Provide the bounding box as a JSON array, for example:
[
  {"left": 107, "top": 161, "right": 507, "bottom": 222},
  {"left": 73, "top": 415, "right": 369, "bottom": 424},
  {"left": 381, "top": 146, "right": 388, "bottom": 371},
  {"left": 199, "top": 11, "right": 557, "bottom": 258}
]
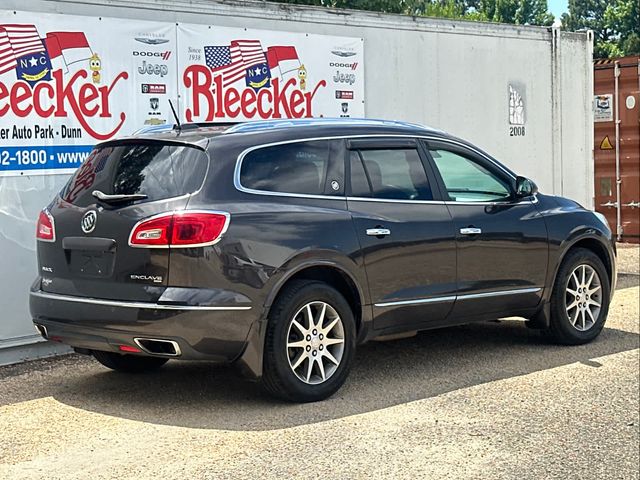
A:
[
  {"left": 446, "top": 201, "right": 548, "bottom": 316},
  {"left": 350, "top": 201, "right": 456, "bottom": 330},
  {"left": 425, "top": 141, "right": 549, "bottom": 318},
  {"left": 346, "top": 139, "right": 456, "bottom": 331}
]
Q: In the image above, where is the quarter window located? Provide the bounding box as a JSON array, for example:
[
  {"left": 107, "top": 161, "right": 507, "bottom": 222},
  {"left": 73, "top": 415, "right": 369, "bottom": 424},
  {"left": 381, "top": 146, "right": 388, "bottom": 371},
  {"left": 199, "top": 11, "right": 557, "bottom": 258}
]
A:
[
  {"left": 349, "top": 148, "right": 432, "bottom": 200},
  {"left": 429, "top": 148, "right": 511, "bottom": 202},
  {"left": 240, "top": 140, "right": 332, "bottom": 195}
]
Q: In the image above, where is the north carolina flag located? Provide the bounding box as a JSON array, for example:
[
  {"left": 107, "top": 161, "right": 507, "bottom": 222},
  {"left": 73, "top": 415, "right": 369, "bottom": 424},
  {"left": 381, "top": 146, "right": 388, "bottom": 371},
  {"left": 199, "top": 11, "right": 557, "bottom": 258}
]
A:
[
  {"left": 44, "top": 31, "right": 92, "bottom": 72},
  {"left": 266, "top": 46, "right": 300, "bottom": 77}
]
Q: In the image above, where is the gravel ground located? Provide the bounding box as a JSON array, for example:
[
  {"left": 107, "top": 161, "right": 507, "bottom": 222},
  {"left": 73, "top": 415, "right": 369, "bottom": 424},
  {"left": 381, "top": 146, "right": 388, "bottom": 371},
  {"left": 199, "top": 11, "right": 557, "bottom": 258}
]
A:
[
  {"left": 618, "top": 243, "right": 640, "bottom": 275},
  {"left": 1, "top": 249, "right": 638, "bottom": 479}
]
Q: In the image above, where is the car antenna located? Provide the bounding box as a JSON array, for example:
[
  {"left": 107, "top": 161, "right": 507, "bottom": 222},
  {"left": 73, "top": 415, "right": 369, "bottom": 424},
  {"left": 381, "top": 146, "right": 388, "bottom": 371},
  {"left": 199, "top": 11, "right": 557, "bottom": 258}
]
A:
[{"left": 168, "top": 99, "right": 181, "bottom": 132}]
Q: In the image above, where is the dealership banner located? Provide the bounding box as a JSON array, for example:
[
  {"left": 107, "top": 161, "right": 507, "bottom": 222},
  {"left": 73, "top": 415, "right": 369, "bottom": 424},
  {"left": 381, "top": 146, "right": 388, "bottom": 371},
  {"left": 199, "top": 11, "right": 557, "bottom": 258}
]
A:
[
  {"left": 177, "top": 24, "right": 364, "bottom": 123},
  {"left": 0, "top": 11, "right": 177, "bottom": 177},
  {"left": 0, "top": 12, "right": 365, "bottom": 177}
]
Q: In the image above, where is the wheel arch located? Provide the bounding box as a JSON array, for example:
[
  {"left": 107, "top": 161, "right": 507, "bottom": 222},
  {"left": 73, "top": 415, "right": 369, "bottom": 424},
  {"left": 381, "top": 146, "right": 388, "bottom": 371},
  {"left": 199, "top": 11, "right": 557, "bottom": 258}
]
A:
[
  {"left": 236, "top": 259, "right": 368, "bottom": 379},
  {"left": 529, "top": 232, "right": 614, "bottom": 330},
  {"left": 553, "top": 233, "right": 615, "bottom": 294},
  {"left": 265, "top": 262, "right": 365, "bottom": 332}
]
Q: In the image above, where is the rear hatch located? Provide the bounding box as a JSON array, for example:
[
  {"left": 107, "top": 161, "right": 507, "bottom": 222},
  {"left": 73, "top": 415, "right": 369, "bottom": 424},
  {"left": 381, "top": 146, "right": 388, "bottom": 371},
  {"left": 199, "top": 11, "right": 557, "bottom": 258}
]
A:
[{"left": 37, "top": 139, "right": 209, "bottom": 302}]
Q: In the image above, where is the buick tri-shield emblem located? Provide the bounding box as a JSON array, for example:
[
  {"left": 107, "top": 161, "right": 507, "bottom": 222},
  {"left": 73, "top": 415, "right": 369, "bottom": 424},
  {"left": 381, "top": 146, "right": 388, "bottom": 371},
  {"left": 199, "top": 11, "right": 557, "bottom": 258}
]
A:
[{"left": 81, "top": 211, "right": 97, "bottom": 233}]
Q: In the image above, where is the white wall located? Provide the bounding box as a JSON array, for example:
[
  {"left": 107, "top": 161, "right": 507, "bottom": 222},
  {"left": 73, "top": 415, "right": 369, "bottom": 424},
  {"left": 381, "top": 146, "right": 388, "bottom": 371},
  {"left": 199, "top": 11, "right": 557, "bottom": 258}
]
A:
[{"left": 1, "top": 0, "right": 594, "bottom": 361}]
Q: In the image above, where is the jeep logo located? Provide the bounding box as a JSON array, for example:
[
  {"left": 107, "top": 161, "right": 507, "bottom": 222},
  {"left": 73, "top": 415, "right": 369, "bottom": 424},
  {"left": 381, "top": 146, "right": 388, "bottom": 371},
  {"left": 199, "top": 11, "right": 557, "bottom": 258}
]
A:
[
  {"left": 333, "top": 71, "right": 356, "bottom": 85},
  {"left": 138, "top": 60, "right": 169, "bottom": 77}
]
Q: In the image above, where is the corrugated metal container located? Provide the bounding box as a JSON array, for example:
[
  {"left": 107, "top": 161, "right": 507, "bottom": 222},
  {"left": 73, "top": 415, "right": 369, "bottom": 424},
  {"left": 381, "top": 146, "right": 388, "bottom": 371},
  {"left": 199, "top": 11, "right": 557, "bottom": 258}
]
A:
[
  {"left": 594, "top": 56, "right": 640, "bottom": 243},
  {"left": 0, "top": 0, "right": 595, "bottom": 364}
]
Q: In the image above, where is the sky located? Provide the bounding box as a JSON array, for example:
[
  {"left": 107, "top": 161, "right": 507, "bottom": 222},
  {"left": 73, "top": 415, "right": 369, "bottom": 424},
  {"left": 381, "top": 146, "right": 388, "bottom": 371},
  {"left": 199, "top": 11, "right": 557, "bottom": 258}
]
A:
[{"left": 547, "top": 0, "right": 569, "bottom": 19}]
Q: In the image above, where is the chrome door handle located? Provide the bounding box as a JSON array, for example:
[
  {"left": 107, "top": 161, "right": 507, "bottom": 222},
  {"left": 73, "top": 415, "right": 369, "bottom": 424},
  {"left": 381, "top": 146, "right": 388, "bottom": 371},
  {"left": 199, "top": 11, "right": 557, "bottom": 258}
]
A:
[
  {"left": 366, "top": 228, "right": 391, "bottom": 236},
  {"left": 460, "top": 227, "right": 482, "bottom": 235}
]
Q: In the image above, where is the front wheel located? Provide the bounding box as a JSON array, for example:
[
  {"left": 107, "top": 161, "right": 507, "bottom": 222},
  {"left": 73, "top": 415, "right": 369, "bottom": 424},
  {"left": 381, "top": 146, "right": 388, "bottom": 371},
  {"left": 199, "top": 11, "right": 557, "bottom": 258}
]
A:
[
  {"left": 262, "top": 280, "right": 356, "bottom": 402},
  {"left": 545, "top": 248, "right": 611, "bottom": 345},
  {"left": 92, "top": 350, "right": 168, "bottom": 373}
]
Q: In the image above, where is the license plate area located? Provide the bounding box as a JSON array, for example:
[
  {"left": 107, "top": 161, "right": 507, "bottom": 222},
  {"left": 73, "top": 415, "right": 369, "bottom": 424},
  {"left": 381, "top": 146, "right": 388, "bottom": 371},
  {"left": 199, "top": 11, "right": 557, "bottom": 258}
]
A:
[
  {"left": 68, "top": 250, "right": 116, "bottom": 278},
  {"left": 63, "top": 237, "right": 117, "bottom": 278}
]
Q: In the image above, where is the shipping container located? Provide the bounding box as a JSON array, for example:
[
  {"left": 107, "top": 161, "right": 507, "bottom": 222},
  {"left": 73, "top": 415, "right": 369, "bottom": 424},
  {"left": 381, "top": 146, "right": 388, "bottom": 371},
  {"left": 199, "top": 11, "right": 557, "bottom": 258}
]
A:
[
  {"left": 0, "top": 0, "right": 594, "bottom": 364},
  {"left": 594, "top": 56, "right": 640, "bottom": 243}
]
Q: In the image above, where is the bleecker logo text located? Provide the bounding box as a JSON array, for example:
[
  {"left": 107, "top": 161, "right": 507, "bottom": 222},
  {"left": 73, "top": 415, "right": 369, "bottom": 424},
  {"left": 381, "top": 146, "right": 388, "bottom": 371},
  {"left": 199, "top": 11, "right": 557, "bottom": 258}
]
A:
[
  {"left": 0, "top": 69, "right": 128, "bottom": 140},
  {"left": 183, "top": 65, "right": 326, "bottom": 121}
]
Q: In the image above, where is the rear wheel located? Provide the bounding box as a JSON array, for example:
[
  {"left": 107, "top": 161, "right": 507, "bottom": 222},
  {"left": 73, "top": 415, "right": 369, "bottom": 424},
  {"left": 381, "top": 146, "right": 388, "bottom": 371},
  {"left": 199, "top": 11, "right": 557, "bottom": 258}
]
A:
[
  {"left": 92, "top": 350, "right": 168, "bottom": 373},
  {"left": 545, "top": 248, "right": 610, "bottom": 345},
  {"left": 262, "top": 280, "right": 356, "bottom": 402}
]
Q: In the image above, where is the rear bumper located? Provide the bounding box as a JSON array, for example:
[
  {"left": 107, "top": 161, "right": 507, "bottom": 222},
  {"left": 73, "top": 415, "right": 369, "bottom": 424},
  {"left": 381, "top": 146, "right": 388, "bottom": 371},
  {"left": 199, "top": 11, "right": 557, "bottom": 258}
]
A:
[{"left": 29, "top": 288, "right": 255, "bottom": 363}]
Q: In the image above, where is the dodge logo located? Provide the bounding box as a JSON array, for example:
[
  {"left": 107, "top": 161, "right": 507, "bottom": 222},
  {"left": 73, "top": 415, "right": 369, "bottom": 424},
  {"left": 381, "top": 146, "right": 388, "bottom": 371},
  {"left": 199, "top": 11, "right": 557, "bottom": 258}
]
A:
[{"left": 81, "top": 211, "right": 97, "bottom": 234}]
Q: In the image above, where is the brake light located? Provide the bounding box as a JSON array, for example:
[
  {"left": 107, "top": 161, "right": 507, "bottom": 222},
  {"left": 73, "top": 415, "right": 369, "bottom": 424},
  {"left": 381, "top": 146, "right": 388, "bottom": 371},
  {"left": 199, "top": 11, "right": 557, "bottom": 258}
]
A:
[
  {"left": 36, "top": 209, "right": 55, "bottom": 242},
  {"left": 129, "top": 211, "right": 230, "bottom": 248}
]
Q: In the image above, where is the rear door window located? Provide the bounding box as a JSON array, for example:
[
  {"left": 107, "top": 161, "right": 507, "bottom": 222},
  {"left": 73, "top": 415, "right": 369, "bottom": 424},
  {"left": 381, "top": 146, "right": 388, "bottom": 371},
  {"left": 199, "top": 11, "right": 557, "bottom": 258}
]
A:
[
  {"left": 349, "top": 147, "right": 433, "bottom": 200},
  {"left": 240, "top": 140, "right": 340, "bottom": 195},
  {"left": 62, "top": 142, "right": 208, "bottom": 206}
]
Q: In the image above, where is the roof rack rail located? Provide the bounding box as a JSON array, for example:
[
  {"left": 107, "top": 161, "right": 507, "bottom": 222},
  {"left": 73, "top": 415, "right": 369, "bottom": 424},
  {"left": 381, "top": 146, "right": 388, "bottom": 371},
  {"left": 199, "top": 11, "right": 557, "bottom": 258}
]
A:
[
  {"left": 174, "top": 122, "right": 242, "bottom": 131},
  {"left": 224, "top": 117, "right": 438, "bottom": 134}
]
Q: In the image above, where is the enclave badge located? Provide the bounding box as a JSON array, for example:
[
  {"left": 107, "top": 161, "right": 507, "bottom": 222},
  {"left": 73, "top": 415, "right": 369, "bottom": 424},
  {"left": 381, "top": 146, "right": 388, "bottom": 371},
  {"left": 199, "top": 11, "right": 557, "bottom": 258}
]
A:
[{"left": 81, "top": 210, "right": 97, "bottom": 234}]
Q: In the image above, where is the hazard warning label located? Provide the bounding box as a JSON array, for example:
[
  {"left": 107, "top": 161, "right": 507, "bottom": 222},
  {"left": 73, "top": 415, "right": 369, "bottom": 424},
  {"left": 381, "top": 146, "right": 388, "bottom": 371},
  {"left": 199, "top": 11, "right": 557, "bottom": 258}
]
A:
[{"left": 600, "top": 136, "right": 614, "bottom": 150}]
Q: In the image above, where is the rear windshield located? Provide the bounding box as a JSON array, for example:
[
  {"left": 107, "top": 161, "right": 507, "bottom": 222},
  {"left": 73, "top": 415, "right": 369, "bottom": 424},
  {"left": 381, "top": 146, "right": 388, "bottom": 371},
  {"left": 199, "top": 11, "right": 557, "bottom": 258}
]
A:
[{"left": 61, "top": 142, "right": 208, "bottom": 206}]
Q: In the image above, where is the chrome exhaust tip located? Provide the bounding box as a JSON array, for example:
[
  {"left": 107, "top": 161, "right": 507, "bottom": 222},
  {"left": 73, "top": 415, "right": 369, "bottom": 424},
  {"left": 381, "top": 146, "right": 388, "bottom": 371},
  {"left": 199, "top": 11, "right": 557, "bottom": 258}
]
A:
[
  {"left": 34, "top": 324, "right": 48, "bottom": 339},
  {"left": 133, "top": 338, "right": 181, "bottom": 357}
]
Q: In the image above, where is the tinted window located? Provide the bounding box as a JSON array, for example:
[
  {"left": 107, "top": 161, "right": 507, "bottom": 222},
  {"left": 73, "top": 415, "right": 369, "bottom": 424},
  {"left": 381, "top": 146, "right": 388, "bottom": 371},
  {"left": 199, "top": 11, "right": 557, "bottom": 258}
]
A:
[
  {"left": 429, "top": 148, "right": 511, "bottom": 202},
  {"left": 62, "top": 143, "right": 208, "bottom": 206},
  {"left": 351, "top": 148, "right": 432, "bottom": 200},
  {"left": 349, "top": 151, "right": 371, "bottom": 197},
  {"left": 240, "top": 140, "right": 331, "bottom": 195}
]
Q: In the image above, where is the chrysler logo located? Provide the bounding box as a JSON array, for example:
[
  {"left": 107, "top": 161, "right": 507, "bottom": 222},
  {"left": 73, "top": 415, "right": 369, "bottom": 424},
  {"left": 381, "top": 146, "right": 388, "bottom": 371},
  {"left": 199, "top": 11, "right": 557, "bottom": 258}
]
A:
[{"left": 81, "top": 211, "right": 97, "bottom": 234}]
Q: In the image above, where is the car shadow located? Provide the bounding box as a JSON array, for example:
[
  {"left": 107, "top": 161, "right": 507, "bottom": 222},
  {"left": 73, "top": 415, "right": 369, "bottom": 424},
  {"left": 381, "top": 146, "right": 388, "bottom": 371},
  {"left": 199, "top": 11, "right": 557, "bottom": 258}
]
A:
[{"left": 5, "top": 275, "right": 639, "bottom": 432}]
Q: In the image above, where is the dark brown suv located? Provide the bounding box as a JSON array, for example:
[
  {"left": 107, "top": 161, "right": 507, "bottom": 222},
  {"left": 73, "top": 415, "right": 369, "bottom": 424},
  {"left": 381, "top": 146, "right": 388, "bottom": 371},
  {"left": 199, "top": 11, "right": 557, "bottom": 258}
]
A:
[{"left": 30, "top": 118, "right": 616, "bottom": 402}]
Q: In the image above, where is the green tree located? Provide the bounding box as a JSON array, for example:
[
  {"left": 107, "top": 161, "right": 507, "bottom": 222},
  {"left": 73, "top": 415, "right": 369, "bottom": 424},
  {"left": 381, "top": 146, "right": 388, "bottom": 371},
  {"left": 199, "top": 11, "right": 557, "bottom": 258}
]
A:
[
  {"left": 562, "top": 0, "right": 640, "bottom": 58},
  {"left": 271, "top": 0, "right": 555, "bottom": 25}
]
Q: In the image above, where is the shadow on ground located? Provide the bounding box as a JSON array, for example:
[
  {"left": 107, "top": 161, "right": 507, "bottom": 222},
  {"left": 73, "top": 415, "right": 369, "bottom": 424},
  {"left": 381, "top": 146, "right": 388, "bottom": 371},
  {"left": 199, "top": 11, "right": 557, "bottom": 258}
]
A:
[{"left": 2, "top": 276, "right": 638, "bottom": 432}]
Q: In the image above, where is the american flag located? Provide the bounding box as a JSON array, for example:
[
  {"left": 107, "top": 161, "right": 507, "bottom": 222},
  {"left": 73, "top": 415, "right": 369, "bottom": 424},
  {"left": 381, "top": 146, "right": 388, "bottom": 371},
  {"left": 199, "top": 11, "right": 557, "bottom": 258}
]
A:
[
  {"left": 204, "top": 40, "right": 267, "bottom": 87},
  {"left": 0, "top": 24, "right": 46, "bottom": 75}
]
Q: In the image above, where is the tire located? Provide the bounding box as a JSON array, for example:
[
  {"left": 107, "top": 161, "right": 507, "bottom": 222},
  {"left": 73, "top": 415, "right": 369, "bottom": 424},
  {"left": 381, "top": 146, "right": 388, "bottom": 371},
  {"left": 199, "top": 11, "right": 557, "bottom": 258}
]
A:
[
  {"left": 262, "top": 280, "right": 356, "bottom": 402},
  {"left": 92, "top": 350, "right": 168, "bottom": 373},
  {"left": 545, "top": 248, "right": 611, "bottom": 345}
]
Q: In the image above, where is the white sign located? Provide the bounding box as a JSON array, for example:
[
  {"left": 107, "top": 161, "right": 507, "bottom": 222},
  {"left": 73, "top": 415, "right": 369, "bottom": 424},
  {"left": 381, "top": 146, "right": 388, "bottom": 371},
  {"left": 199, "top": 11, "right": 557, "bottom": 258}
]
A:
[
  {"left": 0, "top": 12, "right": 365, "bottom": 177},
  {"left": 177, "top": 24, "right": 364, "bottom": 123},
  {"left": 594, "top": 94, "right": 614, "bottom": 122},
  {"left": 0, "top": 11, "right": 178, "bottom": 177}
]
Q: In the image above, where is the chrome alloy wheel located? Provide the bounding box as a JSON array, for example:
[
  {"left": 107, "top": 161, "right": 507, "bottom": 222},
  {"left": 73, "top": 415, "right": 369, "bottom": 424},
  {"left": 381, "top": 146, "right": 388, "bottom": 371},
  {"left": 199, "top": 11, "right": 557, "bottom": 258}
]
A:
[
  {"left": 286, "top": 301, "right": 345, "bottom": 385},
  {"left": 565, "top": 264, "right": 603, "bottom": 332}
]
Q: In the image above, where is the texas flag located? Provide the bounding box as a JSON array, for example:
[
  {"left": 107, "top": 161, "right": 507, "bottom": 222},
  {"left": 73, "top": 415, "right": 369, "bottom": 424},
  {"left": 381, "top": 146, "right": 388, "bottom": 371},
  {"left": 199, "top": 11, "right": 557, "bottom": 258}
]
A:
[
  {"left": 44, "top": 31, "right": 93, "bottom": 72},
  {"left": 266, "top": 46, "right": 300, "bottom": 79}
]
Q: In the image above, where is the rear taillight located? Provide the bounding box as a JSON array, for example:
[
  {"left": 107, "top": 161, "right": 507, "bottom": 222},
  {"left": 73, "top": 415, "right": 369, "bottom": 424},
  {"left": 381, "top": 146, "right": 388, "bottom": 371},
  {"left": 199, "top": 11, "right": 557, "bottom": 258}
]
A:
[
  {"left": 129, "top": 211, "right": 230, "bottom": 248},
  {"left": 36, "top": 209, "right": 55, "bottom": 242}
]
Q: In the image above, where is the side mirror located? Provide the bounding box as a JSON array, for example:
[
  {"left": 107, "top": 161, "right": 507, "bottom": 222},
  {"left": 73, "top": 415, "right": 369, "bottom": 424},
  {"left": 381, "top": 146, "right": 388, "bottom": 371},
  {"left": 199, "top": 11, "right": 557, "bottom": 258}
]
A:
[{"left": 515, "top": 176, "right": 538, "bottom": 197}]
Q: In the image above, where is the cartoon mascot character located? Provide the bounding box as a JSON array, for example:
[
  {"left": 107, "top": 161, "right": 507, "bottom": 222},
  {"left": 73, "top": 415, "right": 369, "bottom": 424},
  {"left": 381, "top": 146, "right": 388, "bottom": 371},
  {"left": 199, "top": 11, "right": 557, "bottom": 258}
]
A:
[
  {"left": 297, "top": 64, "right": 307, "bottom": 91},
  {"left": 89, "top": 54, "right": 102, "bottom": 84}
]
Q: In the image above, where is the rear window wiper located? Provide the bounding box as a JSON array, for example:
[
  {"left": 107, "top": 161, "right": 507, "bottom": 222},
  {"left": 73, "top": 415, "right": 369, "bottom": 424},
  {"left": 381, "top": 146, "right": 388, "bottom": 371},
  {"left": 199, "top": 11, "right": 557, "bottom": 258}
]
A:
[{"left": 92, "top": 190, "right": 148, "bottom": 204}]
